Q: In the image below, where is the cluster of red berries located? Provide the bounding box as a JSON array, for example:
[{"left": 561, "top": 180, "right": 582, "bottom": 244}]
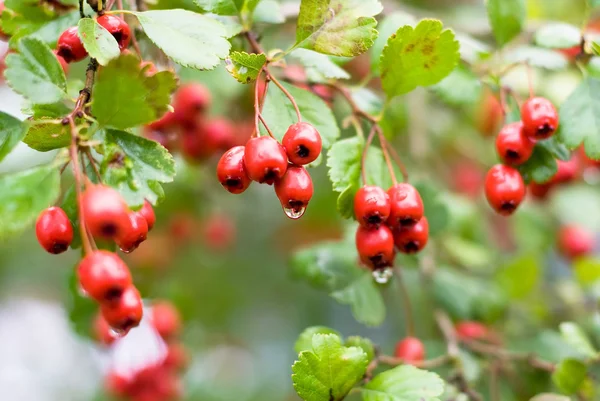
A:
[
  {"left": 485, "top": 96, "right": 559, "bottom": 216},
  {"left": 354, "top": 183, "right": 428, "bottom": 281},
  {"left": 102, "top": 301, "right": 188, "bottom": 401},
  {"left": 217, "top": 122, "right": 322, "bottom": 219},
  {"left": 36, "top": 185, "right": 156, "bottom": 335}
]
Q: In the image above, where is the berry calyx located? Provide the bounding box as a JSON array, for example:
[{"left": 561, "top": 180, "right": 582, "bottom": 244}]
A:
[
  {"left": 484, "top": 164, "right": 526, "bottom": 216},
  {"left": 173, "top": 83, "right": 211, "bottom": 125},
  {"left": 386, "top": 183, "right": 424, "bottom": 228},
  {"left": 394, "top": 337, "right": 425, "bottom": 363},
  {"left": 354, "top": 186, "right": 391, "bottom": 229},
  {"left": 456, "top": 321, "right": 488, "bottom": 341},
  {"left": 35, "top": 206, "right": 73, "bottom": 254},
  {"left": 100, "top": 285, "right": 143, "bottom": 334},
  {"left": 96, "top": 15, "right": 131, "bottom": 51},
  {"left": 355, "top": 225, "right": 395, "bottom": 270},
  {"left": 394, "top": 217, "right": 429, "bottom": 254},
  {"left": 521, "top": 97, "right": 559, "bottom": 140},
  {"left": 82, "top": 184, "right": 130, "bottom": 239},
  {"left": 151, "top": 301, "right": 181, "bottom": 340},
  {"left": 93, "top": 312, "right": 116, "bottom": 346},
  {"left": 274, "top": 165, "right": 313, "bottom": 218},
  {"left": 282, "top": 122, "right": 322, "bottom": 165},
  {"left": 139, "top": 200, "right": 156, "bottom": 231},
  {"left": 217, "top": 146, "right": 252, "bottom": 194},
  {"left": 57, "top": 26, "right": 88, "bottom": 63},
  {"left": 115, "top": 211, "right": 149, "bottom": 254},
  {"left": 77, "top": 250, "right": 132, "bottom": 302},
  {"left": 53, "top": 50, "right": 69, "bottom": 75},
  {"left": 243, "top": 136, "right": 289, "bottom": 185},
  {"left": 495, "top": 122, "right": 535, "bottom": 165},
  {"left": 558, "top": 225, "right": 595, "bottom": 260}
]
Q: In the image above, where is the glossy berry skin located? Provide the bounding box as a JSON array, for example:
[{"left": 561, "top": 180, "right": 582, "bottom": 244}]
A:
[
  {"left": 217, "top": 146, "right": 252, "bottom": 194},
  {"left": 139, "top": 200, "right": 156, "bottom": 231},
  {"left": 151, "top": 301, "right": 181, "bottom": 340},
  {"left": 394, "top": 217, "right": 429, "bottom": 254},
  {"left": 386, "top": 183, "right": 424, "bottom": 228},
  {"left": 96, "top": 15, "right": 131, "bottom": 51},
  {"left": 274, "top": 166, "right": 313, "bottom": 217},
  {"left": 484, "top": 164, "right": 526, "bottom": 216},
  {"left": 53, "top": 50, "right": 69, "bottom": 75},
  {"left": 495, "top": 122, "right": 535, "bottom": 165},
  {"left": 558, "top": 225, "right": 595, "bottom": 260},
  {"left": 35, "top": 207, "right": 73, "bottom": 254},
  {"left": 243, "top": 136, "right": 289, "bottom": 184},
  {"left": 101, "top": 285, "right": 143, "bottom": 334},
  {"left": 93, "top": 312, "right": 116, "bottom": 346},
  {"left": 77, "top": 250, "right": 132, "bottom": 303},
  {"left": 282, "top": 122, "right": 322, "bottom": 165},
  {"left": 173, "top": 83, "right": 211, "bottom": 125},
  {"left": 57, "top": 26, "right": 88, "bottom": 63},
  {"left": 521, "top": 97, "right": 559, "bottom": 140},
  {"left": 82, "top": 185, "right": 130, "bottom": 239},
  {"left": 354, "top": 186, "right": 391, "bottom": 229},
  {"left": 115, "top": 212, "right": 149, "bottom": 254},
  {"left": 394, "top": 337, "right": 425, "bottom": 363},
  {"left": 355, "top": 225, "right": 395, "bottom": 269},
  {"left": 456, "top": 321, "right": 488, "bottom": 341}
]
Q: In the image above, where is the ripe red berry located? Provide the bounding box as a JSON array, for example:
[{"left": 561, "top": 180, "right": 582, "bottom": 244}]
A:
[
  {"left": 173, "top": 83, "right": 211, "bottom": 125},
  {"left": 101, "top": 285, "right": 143, "bottom": 334},
  {"left": 202, "top": 213, "right": 236, "bottom": 251},
  {"left": 77, "top": 250, "right": 132, "bottom": 302},
  {"left": 484, "top": 164, "right": 526, "bottom": 216},
  {"left": 243, "top": 136, "right": 289, "bottom": 184},
  {"left": 354, "top": 186, "right": 391, "bottom": 229},
  {"left": 394, "top": 337, "right": 425, "bottom": 363},
  {"left": 139, "top": 200, "right": 156, "bottom": 231},
  {"left": 394, "top": 217, "right": 429, "bottom": 254},
  {"left": 57, "top": 26, "right": 88, "bottom": 63},
  {"left": 387, "top": 183, "right": 424, "bottom": 228},
  {"left": 521, "top": 97, "right": 559, "bottom": 139},
  {"left": 105, "top": 371, "right": 130, "bottom": 397},
  {"left": 96, "top": 15, "right": 131, "bottom": 51},
  {"left": 204, "top": 118, "right": 236, "bottom": 153},
  {"left": 216, "top": 146, "right": 252, "bottom": 194},
  {"left": 529, "top": 181, "right": 553, "bottom": 200},
  {"left": 355, "top": 225, "right": 395, "bottom": 269},
  {"left": 552, "top": 158, "right": 580, "bottom": 184},
  {"left": 282, "top": 122, "right": 322, "bottom": 165},
  {"left": 82, "top": 185, "right": 130, "bottom": 239},
  {"left": 93, "top": 312, "right": 116, "bottom": 346},
  {"left": 164, "top": 343, "right": 189, "bottom": 371},
  {"left": 116, "top": 211, "right": 149, "bottom": 253},
  {"left": 35, "top": 206, "right": 73, "bottom": 254},
  {"left": 151, "top": 301, "right": 181, "bottom": 340},
  {"left": 148, "top": 110, "right": 177, "bottom": 133},
  {"left": 558, "top": 225, "right": 595, "bottom": 260},
  {"left": 274, "top": 165, "right": 313, "bottom": 218},
  {"left": 456, "top": 321, "right": 488, "bottom": 341},
  {"left": 52, "top": 50, "right": 69, "bottom": 75},
  {"left": 495, "top": 122, "right": 535, "bottom": 165}
]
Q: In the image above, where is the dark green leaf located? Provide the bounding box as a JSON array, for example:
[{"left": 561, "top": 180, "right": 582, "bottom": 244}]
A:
[
  {"left": 77, "top": 17, "right": 120, "bottom": 66},
  {"left": 518, "top": 144, "right": 558, "bottom": 184},
  {"left": 65, "top": 268, "right": 97, "bottom": 339},
  {"left": 23, "top": 119, "right": 70, "bottom": 152},
  {"left": 552, "top": 359, "right": 586, "bottom": 395},
  {"left": 331, "top": 272, "right": 386, "bottom": 327},
  {"left": 295, "top": 326, "right": 341, "bottom": 353},
  {"left": 535, "top": 23, "right": 581, "bottom": 49},
  {"left": 414, "top": 182, "right": 449, "bottom": 236},
  {"left": 487, "top": 0, "right": 526, "bottom": 46},
  {"left": 327, "top": 137, "right": 363, "bottom": 193},
  {"left": 0, "top": 111, "right": 24, "bottom": 162},
  {"left": 337, "top": 184, "right": 358, "bottom": 219},
  {"left": 537, "top": 136, "right": 571, "bottom": 161},
  {"left": 362, "top": 365, "right": 445, "bottom": 401},
  {"left": 225, "top": 51, "right": 266, "bottom": 83}
]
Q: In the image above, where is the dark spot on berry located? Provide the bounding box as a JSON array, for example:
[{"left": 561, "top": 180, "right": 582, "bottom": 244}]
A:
[
  {"left": 57, "top": 48, "right": 75, "bottom": 63},
  {"left": 104, "top": 287, "right": 123, "bottom": 302},
  {"left": 370, "top": 253, "right": 390, "bottom": 269},
  {"left": 296, "top": 145, "right": 310, "bottom": 159},
  {"left": 50, "top": 242, "right": 68, "bottom": 254},
  {"left": 101, "top": 223, "right": 118, "bottom": 237},
  {"left": 366, "top": 214, "right": 383, "bottom": 227},
  {"left": 537, "top": 123, "right": 555, "bottom": 136},
  {"left": 400, "top": 217, "right": 417, "bottom": 227},
  {"left": 506, "top": 150, "right": 520, "bottom": 160},
  {"left": 500, "top": 201, "right": 517, "bottom": 214},
  {"left": 118, "top": 317, "right": 136, "bottom": 332},
  {"left": 263, "top": 169, "right": 279, "bottom": 185},
  {"left": 288, "top": 200, "right": 305, "bottom": 211},
  {"left": 225, "top": 178, "right": 242, "bottom": 189},
  {"left": 112, "top": 31, "right": 123, "bottom": 47},
  {"left": 403, "top": 241, "right": 420, "bottom": 253}
]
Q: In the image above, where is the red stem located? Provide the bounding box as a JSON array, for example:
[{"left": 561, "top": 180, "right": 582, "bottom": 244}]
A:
[
  {"left": 377, "top": 129, "right": 397, "bottom": 185},
  {"left": 361, "top": 125, "right": 377, "bottom": 186},
  {"left": 377, "top": 127, "right": 409, "bottom": 182},
  {"left": 269, "top": 73, "right": 302, "bottom": 122}
]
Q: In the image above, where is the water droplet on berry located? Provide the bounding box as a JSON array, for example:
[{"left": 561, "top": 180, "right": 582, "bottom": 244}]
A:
[
  {"left": 109, "top": 327, "right": 128, "bottom": 338},
  {"left": 283, "top": 206, "right": 306, "bottom": 220},
  {"left": 372, "top": 267, "right": 393, "bottom": 284}
]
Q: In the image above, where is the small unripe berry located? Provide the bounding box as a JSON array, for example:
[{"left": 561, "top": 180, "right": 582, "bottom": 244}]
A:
[
  {"left": 57, "top": 26, "right": 88, "bottom": 63},
  {"left": 394, "top": 217, "right": 429, "bottom": 254},
  {"left": 456, "top": 321, "right": 488, "bottom": 341},
  {"left": 282, "top": 122, "right": 322, "bottom": 165},
  {"left": 77, "top": 250, "right": 132, "bottom": 303},
  {"left": 217, "top": 146, "right": 252, "bottom": 194},
  {"left": 387, "top": 183, "right": 424, "bottom": 228},
  {"left": 35, "top": 207, "right": 73, "bottom": 254},
  {"left": 82, "top": 185, "right": 130, "bottom": 239},
  {"left": 354, "top": 186, "right": 391, "bottom": 229},
  {"left": 394, "top": 337, "right": 425, "bottom": 363},
  {"left": 96, "top": 15, "right": 131, "bottom": 51},
  {"left": 355, "top": 225, "right": 395, "bottom": 269},
  {"left": 100, "top": 285, "right": 143, "bottom": 334},
  {"left": 274, "top": 165, "right": 313, "bottom": 218},
  {"left": 484, "top": 164, "right": 526, "bottom": 216},
  {"left": 558, "top": 225, "right": 595, "bottom": 260},
  {"left": 521, "top": 97, "right": 559, "bottom": 140},
  {"left": 495, "top": 122, "right": 535, "bottom": 165},
  {"left": 243, "top": 136, "right": 288, "bottom": 184}
]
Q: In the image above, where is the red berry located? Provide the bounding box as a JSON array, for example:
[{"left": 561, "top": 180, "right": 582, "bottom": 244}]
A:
[
  {"left": 204, "top": 118, "right": 236, "bottom": 153},
  {"left": 163, "top": 343, "right": 189, "bottom": 371},
  {"left": 476, "top": 90, "right": 503, "bottom": 137},
  {"left": 394, "top": 217, "right": 429, "bottom": 254},
  {"left": 274, "top": 165, "right": 313, "bottom": 218},
  {"left": 96, "top": 15, "right": 131, "bottom": 51},
  {"left": 35, "top": 206, "right": 73, "bottom": 254},
  {"left": 57, "top": 26, "right": 87, "bottom": 63},
  {"left": 93, "top": 312, "right": 116, "bottom": 346},
  {"left": 355, "top": 225, "right": 395, "bottom": 269},
  {"left": 394, "top": 337, "right": 425, "bottom": 363},
  {"left": 529, "top": 181, "right": 553, "bottom": 200},
  {"left": 282, "top": 122, "right": 322, "bottom": 165},
  {"left": 216, "top": 146, "right": 252, "bottom": 194},
  {"left": 173, "top": 83, "right": 211, "bottom": 125},
  {"left": 105, "top": 371, "right": 130, "bottom": 397},
  {"left": 148, "top": 110, "right": 177, "bottom": 133},
  {"left": 101, "top": 285, "right": 143, "bottom": 334},
  {"left": 484, "top": 164, "right": 526, "bottom": 216},
  {"left": 77, "top": 250, "right": 132, "bottom": 302},
  {"left": 202, "top": 213, "right": 235, "bottom": 250},
  {"left": 552, "top": 158, "right": 580, "bottom": 184},
  {"left": 452, "top": 162, "right": 483, "bottom": 199},
  {"left": 139, "top": 200, "right": 156, "bottom": 231},
  {"left": 243, "top": 136, "right": 289, "bottom": 184},
  {"left": 558, "top": 225, "right": 595, "bottom": 260},
  {"left": 52, "top": 50, "right": 69, "bottom": 75},
  {"left": 495, "top": 122, "right": 535, "bottom": 165},
  {"left": 386, "top": 183, "right": 424, "bottom": 228},
  {"left": 82, "top": 185, "right": 130, "bottom": 239},
  {"left": 354, "top": 186, "right": 390, "bottom": 228},
  {"left": 151, "top": 301, "right": 181, "bottom": 340},
  {"left": 116, "top": 211, "right": 149, "bottom": 254},
  {"left": 456, "top": 321, "right": 488, "bottom": 341},
  {"left": 521, "top": 97, "right": 559, "bottom": 139}
]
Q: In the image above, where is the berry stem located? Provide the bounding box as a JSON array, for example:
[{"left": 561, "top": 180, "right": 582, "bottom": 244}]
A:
[
  {"left": 269, "top": 73, "right": 302, "bottom": 122},
  {"left": 85, "top": 149, "right": 102, "bottom": 182},
  {"left": 525, "top": 62, "right": 534, "bottom": 99},
  {"left": 79, "top": 0, "right": 85, "bottom": 17},
  {"left": 253, "top": 69, "right": 275, "bottom": 138},
  {"left": 360, "top": 125, "right": 377, "bottom": 186},
  {"left": 377, "top": 129, "right": 397, "bottom": 185},
  {"left": 378, "top": 127, "right": 409, "bottom": 182},
  {"left": 394, "top": 268, "right": 415, "bottom": 337}
]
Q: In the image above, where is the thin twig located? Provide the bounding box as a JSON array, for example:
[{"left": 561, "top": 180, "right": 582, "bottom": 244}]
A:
[
  {"left": 394, "top": 268, "right": 415, "bottom": 337},
  {"left": 463, "top": 340, "right": 555, "bottom": 372},
  {"left": 85, "top": 149, "right": 102, "bottom": 182},
  {"left": 360, "top": 125, "right": 377, "bottom": 186},
  {"left": 378, "top": 354, "right": 451, "bottom": 369},
  {"left": 269, "top": 73, "right": 302, "bottom": 122},
  {"left": 379, "top": 129, "right": 397, "bottom": 185},
  {"left": 330, "top": 82, "right": 378, "bottom": 123}
]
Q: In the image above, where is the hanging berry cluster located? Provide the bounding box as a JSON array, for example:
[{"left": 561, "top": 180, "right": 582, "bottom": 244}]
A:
[{"left": 485, "top": 96, "right": 559, "bottom": 216}]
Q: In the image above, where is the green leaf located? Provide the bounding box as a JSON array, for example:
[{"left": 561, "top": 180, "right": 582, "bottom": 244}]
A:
[
  {"left": 431, "top": 65, "right": 482, "bottom": 106},
  {"left": 102, "top": 129, "right": 176, "bottom": 207},
  {"left": 66, "top": 268, "right": 97, "bottom": 339},
  {"left": 552, "top": 359, "right": 587, "bottom": 395},
  {"left": 337, "top": 184, "right": 358, "bottom": 219},
  {"left": 0, "top": 163, "right": 61, "bottom": 238},
  {"left": 535, "top": 23, "right": 581, "bottom": 49},
  {"left": 371, "top": 11, "right": 416, "bottom": 73},
  {"left": 4, "top": 37, "right": 67, "bottom": 105},
  {"left": 133, "top": 10, "right": 231, "bottom": 70},
  {"left": 22, "top": 119, "right": 70, "bottom": 152},
  {"left": 380, "top": 19, "right": 460, "bottom": 98},
  {"left": 224, "top": 51, "right": 266, "bottom": 83},
  {"left": 77, "top": 17, "right": 120, "bottom": 66},
  {"left": 505, "top": 46, "right": 569, "bottom": 70},
  {"left": 253, "top": 0, "right": 285, "bottom": 24},
  {"left": 455, "top": 32, "right": 491, "bottom": 64},
  {"left": 0, "top": 111, "right": 24, "bottom": 162},
  {"left": 573, "top": 258, "right": 600, "bottom": 288},
  {"left": 345, "top": 336, "right": 375, "bottom": 362},
  {"left": 530, "top": 394, "right": 571, "bottom": 401},
  {"left": 295, "top": 326, "right": 341, "bottom": 354},
  {"left": 193, "top": 0, "right": 243, "bottom": 15},
  {"left": 537, "top": 136, "right": 571, "bottom": 161},
  {"left": 414, "top": 182, "right": 449, "bottom": 236},
  {"left": 291, "top": 49, "right": 351, "bottom": 80},
  {"left": 442, "top": 237, "right": 493, "bottom": 270},
  {"left": 331, "top": 272, "right": 386, "bottom": 327},
  {"left": 294, "top": 0, "right": 382, "bottom": 57},
  {"left": 559, "top": 322, "right": 597, "bottom": 358},
  {"left": 91, "top": 54, "right": 177, "bottom": 129},
  {"left": 362, "top": 365, "right": 445, "bottom": 401},
  {"left": 495, "top": 254, "right": 540, "bottom": 300},
  {"left": 292, "top": 333, "right": 368, "bottom": 401},
  {"left": 518, "top": 144, "right": 558, "bottom": 184},
  {"left": 558, "top": 77, "right": 600, "bottom": 159},
  {"left": 327, "top": 137, "right": 363, "bottom": 193},
  {"left": 486, "top": 0, "right": 526, "bottom": 46}
]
